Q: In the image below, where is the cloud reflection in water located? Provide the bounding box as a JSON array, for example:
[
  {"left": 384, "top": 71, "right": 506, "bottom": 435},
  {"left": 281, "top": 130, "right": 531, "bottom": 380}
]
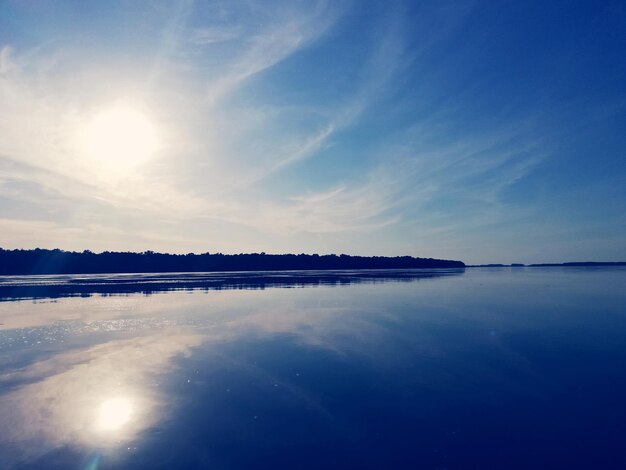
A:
[
  {"left": 0, "top": 270, "right": 464, "bottom": 467},
  {"left": 0, "top": 333, "right": 203, "bottom": 465}
]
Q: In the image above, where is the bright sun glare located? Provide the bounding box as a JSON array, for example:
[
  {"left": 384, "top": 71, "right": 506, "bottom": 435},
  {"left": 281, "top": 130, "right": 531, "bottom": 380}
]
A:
[
  {"left": 98, "top": 397, "right": 132, "bottom": 431},
  {"left": 82, "top": 105, "right": 158, "bottom": 171}
]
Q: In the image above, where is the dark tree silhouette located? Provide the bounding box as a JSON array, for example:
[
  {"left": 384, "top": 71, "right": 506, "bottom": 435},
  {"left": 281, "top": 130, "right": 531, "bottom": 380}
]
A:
[{"left": 0, "top": 248, "right": 465, "bottom": 275}]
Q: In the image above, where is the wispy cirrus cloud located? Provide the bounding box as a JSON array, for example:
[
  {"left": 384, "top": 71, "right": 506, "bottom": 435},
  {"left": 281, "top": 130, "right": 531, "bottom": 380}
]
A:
[
  {"left": 0, "top": 5, "right": 544, "bottom": 249},
  {"left": 197, "top": 1, "right": 345, "bottom": 103},
  {"left": 189, "top": 25, "right": 242, "bottom": 45},
  {"left": 2, "top": 0, "right": 624, "bottom": 262}
]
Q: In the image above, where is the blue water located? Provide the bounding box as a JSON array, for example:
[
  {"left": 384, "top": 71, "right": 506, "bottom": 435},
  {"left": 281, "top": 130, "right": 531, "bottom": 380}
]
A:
[{"left": 0, "top": 267, "right": 625, "bottom": 468}]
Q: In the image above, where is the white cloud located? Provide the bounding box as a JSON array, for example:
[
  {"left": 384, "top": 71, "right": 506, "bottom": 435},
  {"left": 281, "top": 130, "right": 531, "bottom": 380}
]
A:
[
  {"left": 189, "top": 25, "right": 242, "bottom": 45},
  {"left": 202, "top": 1, "right": 344, "bottom": 103},
  {"left": 0, "top": 2, "right": 563, "bottom": 261}
]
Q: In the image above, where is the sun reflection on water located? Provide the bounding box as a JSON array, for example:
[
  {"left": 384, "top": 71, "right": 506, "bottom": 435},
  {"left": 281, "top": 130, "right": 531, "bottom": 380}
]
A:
[{"left": 98, "top": 397, "right": 132, "bottom": 432}]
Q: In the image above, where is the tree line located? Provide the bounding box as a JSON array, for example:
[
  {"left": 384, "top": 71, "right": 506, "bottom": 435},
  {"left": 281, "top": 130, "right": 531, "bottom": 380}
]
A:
[{"left": 0, "top": 248, "right": 465, "bottom": 275}]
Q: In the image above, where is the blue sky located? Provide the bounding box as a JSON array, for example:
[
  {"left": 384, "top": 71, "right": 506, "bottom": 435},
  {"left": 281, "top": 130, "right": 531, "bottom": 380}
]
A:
[{"left": 0, "top": 0, "right": 624, "bottom": 264}]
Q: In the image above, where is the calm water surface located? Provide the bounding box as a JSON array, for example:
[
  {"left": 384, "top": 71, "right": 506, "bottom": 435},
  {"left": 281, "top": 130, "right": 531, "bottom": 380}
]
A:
[{"left": 0, "top": 268, "right": 625, "bottom": 469}]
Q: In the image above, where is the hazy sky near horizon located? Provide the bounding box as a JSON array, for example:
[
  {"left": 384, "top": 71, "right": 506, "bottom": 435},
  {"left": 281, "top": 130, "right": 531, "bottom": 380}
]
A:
[{"left": 0, "top": 0, "right": 624, "bottom": 264}]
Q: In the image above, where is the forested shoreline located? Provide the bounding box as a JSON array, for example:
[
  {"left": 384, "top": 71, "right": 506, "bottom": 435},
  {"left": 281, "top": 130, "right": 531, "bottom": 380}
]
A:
[{"left": 0, "top": 248, "right": 465, "bottom": 275}]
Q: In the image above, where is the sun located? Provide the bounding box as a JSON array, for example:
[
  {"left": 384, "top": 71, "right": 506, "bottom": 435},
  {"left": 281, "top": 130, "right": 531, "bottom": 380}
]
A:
[{"left": 81, "top": 104, "right": 158, "bottom": 171}]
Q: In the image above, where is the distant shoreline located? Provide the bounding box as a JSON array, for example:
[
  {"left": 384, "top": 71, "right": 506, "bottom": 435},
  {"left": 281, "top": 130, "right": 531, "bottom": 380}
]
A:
[
  {"left": 467, "top": 262, "right": 626, "bottom": 268},
  {"left": 0, "top": 248, "right": 465, "bottom": 275}
]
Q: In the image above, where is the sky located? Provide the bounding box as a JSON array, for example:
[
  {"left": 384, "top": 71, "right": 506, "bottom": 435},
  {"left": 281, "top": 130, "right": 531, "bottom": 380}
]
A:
[{"left": 0, "top": 0, "right": 624, "bottom": 264}]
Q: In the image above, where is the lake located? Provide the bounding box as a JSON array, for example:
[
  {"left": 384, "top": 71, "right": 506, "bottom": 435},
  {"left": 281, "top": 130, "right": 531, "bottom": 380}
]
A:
[{"left": 0, "top": 267, "right": 625, "bottom": 469}]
